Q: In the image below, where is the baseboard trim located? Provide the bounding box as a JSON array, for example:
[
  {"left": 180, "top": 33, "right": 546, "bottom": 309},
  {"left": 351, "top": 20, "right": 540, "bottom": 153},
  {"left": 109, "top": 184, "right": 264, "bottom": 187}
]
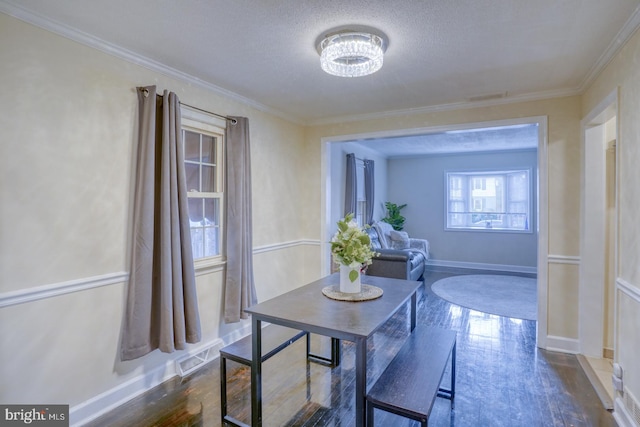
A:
[
  {"left": 545, "top": 335, "right": 580, "bottom": 354},
  {"left": 614, "top": 396, "right": 640, "bottom": 427},
  {"left": 69, "top": 338, "right": 223, "bottom": 427},
  {"left": 426, "top": 259, "right": 537, "bottom": 275},
  {"left": 576, "top": 354, "right": 614, "bottom": 410}
]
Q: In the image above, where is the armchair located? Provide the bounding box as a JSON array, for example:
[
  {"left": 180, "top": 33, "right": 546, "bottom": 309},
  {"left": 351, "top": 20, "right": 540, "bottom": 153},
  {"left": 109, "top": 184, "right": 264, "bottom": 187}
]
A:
[{"left": 364, "top": 221, "right": 429, "bottom": 281}]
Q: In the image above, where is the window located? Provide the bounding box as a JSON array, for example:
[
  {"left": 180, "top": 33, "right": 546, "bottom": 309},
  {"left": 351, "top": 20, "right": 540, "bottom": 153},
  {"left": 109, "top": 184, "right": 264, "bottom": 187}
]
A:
[
  {"left": 182, "top": 110, "right": 225, "bottom": 260},
  {"left": 446, "top": 170, "right": 531, "bottom": 232}
]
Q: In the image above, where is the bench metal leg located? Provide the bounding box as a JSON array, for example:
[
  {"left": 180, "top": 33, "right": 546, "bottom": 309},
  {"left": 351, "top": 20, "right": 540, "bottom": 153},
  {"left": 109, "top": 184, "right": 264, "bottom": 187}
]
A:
[
  {"left": 220, "top": 356, "right": 251, "bottom": 427},
  {"left": 451, "top": 340, "right": 456, "bottom": 408},
  {"left": 306, "top": 334, "right": 341, "bottom": 367},
  {"left": 436, "top": 339, "right": 456, "bottom": 409},
  {"left": 220, "top": 356, "right": 227, "bottom": 424},
  {"left": 366, "top": 401, "right": 374, "bottom": 427}
]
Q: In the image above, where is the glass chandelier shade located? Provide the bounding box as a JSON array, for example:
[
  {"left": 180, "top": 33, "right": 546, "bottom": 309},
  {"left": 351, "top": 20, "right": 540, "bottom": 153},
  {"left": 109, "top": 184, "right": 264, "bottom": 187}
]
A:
[{"left": 318, "top": 32, "right": 386, "bottom": 78}]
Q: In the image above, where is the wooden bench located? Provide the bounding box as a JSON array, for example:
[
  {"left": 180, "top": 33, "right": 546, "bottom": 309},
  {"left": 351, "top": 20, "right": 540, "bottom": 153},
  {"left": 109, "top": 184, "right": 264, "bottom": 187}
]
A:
[
  {"left": 366, "top": 326, "right": 456, "bottom": 427},
  {"left": 220, "top": 324, "right": 340, "bottom": 427}
]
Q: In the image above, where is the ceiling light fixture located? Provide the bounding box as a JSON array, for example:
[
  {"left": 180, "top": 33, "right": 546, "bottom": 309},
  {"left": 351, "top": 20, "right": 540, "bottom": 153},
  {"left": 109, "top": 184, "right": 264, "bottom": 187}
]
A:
[{"left": 318, "top": 31, "right": 386, "bottom": 78}]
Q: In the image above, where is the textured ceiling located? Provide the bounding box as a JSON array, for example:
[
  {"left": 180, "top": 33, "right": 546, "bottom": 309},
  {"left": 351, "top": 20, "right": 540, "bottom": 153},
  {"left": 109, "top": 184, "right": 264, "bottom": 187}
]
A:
[
  {"left": 349, "top": 123, "right": 540, "bottom": 158},
  {"left": 2, "top": 0, "right": 640, "bottom": 127}
]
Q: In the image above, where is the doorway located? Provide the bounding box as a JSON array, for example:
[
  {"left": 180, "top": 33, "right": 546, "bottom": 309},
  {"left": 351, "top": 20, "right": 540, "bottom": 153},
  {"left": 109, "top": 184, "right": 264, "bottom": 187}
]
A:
[{"left": 320, "top": 116, "right": 549, "bottom": 348}]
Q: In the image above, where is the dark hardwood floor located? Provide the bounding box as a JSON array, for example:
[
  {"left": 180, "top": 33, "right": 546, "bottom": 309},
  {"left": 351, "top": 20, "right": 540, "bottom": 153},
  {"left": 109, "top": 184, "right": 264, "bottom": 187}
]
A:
[{"left": 86, "top": 268, "right": 616, "bottom": 427}]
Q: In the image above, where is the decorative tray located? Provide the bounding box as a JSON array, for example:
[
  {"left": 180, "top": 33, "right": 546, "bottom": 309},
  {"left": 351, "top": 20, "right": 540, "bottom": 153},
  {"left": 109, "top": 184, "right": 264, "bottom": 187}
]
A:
[{"left": 321, "top": 284, "right": 383, "bottom": 302}]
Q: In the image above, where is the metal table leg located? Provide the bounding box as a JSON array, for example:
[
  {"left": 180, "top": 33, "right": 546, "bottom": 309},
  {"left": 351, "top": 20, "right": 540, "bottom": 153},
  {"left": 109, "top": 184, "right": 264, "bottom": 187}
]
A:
[
  {"left": 250, "top": 317, "right": 262, "bottom": 426},
  {"left": 355, "top": 337, "right": 367, "bottom": 426},
  {"left": 411, "top": 291, "right": 417, "bottom": 331}
]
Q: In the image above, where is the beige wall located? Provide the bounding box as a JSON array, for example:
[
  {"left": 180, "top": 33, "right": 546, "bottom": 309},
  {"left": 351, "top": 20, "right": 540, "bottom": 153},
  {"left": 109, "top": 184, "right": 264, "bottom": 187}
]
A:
[
  {"left": 582, "top": 27, "right": 640, "bottom": 415},
  {"left": 3, "top": 6, "right": 639, "bottom": 424},
  {"left": 0, "top": 13, "right": 319, "bottom": 419}
]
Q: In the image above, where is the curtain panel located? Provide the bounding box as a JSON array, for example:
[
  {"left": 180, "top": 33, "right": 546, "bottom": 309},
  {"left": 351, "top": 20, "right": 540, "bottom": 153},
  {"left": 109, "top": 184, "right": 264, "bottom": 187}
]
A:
[
  {"left": 120, "top": 86, "right": 201, "bottom": 361},
  {"left": 224, "top": 116, "right": 257, "bottom": 323},
  {"left": 344, "top": 153, "right": 357, "bottom": 217},
  {"left": 364, "top": 159, "right": 375, "bottom": 225}
]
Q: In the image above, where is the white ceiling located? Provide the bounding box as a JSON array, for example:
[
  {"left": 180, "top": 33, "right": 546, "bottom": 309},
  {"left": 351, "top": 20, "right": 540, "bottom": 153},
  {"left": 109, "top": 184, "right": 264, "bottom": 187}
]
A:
[{"left": 2, "top": 0, "right": 640, "bottom": 127}]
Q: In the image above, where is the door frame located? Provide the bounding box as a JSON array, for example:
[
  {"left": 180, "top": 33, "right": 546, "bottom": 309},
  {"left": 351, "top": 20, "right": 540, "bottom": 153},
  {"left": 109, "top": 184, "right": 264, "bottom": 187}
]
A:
[{"left": 579, "top": 88, "right": 619, "bottom": 357}]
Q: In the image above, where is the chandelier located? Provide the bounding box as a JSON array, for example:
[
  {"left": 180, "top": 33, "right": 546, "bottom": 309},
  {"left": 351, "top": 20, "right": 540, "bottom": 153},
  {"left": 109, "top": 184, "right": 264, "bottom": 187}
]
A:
[{"left": 318, "top": 31, "right": 387, "bottom": 78}]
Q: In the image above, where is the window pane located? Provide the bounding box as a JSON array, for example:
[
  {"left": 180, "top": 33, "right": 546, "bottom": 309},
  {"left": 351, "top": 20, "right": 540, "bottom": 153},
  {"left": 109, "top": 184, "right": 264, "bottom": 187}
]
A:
[
  {"left": 184, "top": 130, "right": 200, "bottom": 162},
  {"left": 185, "top": 163, "right": 199, "bottom": 192},
  {"left": 188, "top": 198, "right": 203, "bottom": 224},
  {"left": 204, "top": 198, "right": 219, "bottom": 225},
  {"left": 190, "top": 228, "right": 204, "bottom": 259},
  {"left": 201, "top": 164, "right": 215, "bottom": 192},
  {"left": 204, "top": 226, "right": 219, "bottom": 257},
  {"left": 202, "top": 135, "right": 216, "bottom": 164},
  {"left": 508, "top": 172, "right": 528, "bottom": 201}
]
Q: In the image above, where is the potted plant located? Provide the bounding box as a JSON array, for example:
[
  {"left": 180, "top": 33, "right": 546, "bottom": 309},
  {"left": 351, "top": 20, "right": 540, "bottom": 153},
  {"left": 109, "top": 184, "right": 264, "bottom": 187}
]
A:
[
  {"left": 382, "top": 202, "right": 407, "bottom": 231},
  {"left": 330, "top": 213, "right": 377, "bottom": 293}
]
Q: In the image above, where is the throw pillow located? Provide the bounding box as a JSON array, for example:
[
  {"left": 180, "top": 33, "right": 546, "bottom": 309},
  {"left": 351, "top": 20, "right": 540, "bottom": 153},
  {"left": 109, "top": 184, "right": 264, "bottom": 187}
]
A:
[{"left": 389, "top": 230, "right": 410, "bottom": 250}]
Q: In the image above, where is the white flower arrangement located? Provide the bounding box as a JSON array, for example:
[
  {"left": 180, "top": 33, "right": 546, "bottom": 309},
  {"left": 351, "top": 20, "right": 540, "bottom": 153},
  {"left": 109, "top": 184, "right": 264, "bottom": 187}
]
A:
[{"left": 330, "top": 213, "right": 378, "bottom": 282}]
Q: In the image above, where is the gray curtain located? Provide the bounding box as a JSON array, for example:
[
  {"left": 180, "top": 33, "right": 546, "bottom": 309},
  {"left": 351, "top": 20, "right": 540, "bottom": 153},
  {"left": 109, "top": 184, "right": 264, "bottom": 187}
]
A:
[
  {"left": 120, "top": 86, "right": 201, "bottom": 361},
  {"left": 344, "top": 153, "right": 357, "bottom": 217},
  {"left": 224, "top": 116, "right": 257, "bottom": 323},
  {"left": 364, "top": 159, "right": 375, "bottom": 225}
]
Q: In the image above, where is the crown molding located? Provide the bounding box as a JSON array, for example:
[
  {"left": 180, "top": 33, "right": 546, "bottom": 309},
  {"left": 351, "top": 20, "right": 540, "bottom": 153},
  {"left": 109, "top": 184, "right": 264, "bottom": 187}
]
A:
[
  {"left": 308, "top": 87, "right": 580, "bottom": 126},
  {"left": 0, "top": 1, "right": 303, "bottom": 125},
  {"left": 579, "top": 4, "right": 640, "bottom": 92}
]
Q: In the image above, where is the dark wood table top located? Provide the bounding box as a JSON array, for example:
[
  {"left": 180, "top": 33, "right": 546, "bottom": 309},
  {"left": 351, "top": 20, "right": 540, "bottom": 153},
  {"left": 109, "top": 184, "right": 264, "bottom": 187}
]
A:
[{"left": 245, "top": 273, "right": 421, "bottom": 341}]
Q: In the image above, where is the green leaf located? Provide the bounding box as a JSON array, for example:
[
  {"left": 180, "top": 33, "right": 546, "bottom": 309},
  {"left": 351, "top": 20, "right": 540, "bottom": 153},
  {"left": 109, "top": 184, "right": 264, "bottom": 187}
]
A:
[{"left": 349, "top": 269, "right": 359, "bottom": 282}]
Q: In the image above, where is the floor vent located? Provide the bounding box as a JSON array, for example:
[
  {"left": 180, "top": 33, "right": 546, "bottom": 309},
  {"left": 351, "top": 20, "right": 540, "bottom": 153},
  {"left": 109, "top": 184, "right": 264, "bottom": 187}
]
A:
[
  {"left": 176, "top": 346, "right": 215, "bottom": 378},
  {"left": 624, "top": 387, "right": 640, "bottom": 426}
]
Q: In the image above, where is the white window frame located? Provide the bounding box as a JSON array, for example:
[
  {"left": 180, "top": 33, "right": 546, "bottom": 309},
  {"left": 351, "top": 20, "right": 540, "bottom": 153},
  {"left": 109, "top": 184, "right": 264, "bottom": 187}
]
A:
[
  {"left": 445, "top": 169, "right": 532, "bottom": 233},
  {"left": 181, "top": 106, "right": 226, "bottom": 267}
]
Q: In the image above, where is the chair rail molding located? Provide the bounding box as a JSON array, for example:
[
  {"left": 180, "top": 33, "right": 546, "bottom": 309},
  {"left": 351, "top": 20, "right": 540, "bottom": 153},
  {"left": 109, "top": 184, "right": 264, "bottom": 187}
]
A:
[
  {"left": 617, "top": 277, "right": 640, "bottom": 303},
  {"left": 547, "top": 254, "right": 580, "bottom": 265},
  {"left": 0, "top": 272, "right": 129, "bottom": 308},
  {"left": 253, "top": 239, "right": 321, "bottom": 254}
]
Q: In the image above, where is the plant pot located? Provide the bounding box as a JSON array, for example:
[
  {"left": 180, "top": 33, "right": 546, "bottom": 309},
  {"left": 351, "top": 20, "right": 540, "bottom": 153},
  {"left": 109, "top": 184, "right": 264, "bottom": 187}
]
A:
[{"left": 339, "top": 265, "right": 362, "bottom": 293}]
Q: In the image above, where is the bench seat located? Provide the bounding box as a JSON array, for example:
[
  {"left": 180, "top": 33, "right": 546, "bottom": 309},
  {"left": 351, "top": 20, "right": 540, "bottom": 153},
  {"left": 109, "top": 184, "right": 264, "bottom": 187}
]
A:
[{"left": 366, "top": 326, "right": 456, "bottom": 426}]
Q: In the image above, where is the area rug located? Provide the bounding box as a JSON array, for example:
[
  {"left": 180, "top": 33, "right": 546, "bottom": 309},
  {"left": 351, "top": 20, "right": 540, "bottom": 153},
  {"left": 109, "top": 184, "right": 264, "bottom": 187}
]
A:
[{"left": 431, "top": 274, "right": 537, "bottom": 320}]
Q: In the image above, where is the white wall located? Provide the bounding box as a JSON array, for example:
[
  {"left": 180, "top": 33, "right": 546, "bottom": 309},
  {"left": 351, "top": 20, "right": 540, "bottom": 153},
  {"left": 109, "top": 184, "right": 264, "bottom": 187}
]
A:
[{"left": 388, "top": 149, "right": 538, "bottom": 270}]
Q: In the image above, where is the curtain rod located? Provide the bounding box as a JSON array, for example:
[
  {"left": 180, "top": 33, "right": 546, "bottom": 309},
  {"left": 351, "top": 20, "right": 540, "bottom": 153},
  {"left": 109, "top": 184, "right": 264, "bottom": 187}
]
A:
[{"left": 138, "top": 87, "right": 237, "bottom": 125}]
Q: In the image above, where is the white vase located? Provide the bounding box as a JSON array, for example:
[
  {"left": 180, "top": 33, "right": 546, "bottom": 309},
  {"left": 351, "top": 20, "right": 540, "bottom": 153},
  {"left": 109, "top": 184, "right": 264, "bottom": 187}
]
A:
[{"left": 339, "top": 265, "right": 362, "bottom": 293}]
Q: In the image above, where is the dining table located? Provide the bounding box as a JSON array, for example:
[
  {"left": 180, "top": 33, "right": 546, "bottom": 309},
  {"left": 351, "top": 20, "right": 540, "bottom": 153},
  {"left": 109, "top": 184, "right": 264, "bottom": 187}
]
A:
[{"left": 244, "top": 273, "right": 422, "bottom": 426}]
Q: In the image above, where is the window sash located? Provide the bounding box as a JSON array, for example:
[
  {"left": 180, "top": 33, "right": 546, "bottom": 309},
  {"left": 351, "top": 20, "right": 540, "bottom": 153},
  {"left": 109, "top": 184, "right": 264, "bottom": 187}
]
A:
[{"left": 181, "top": 115, "right": 225, "bottom": 260}]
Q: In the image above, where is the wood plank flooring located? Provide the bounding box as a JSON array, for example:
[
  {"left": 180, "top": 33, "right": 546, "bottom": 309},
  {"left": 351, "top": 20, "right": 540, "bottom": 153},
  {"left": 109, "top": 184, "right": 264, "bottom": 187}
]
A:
[{"left": 85, "top": 268, "right": 616, "bottom": 426}]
